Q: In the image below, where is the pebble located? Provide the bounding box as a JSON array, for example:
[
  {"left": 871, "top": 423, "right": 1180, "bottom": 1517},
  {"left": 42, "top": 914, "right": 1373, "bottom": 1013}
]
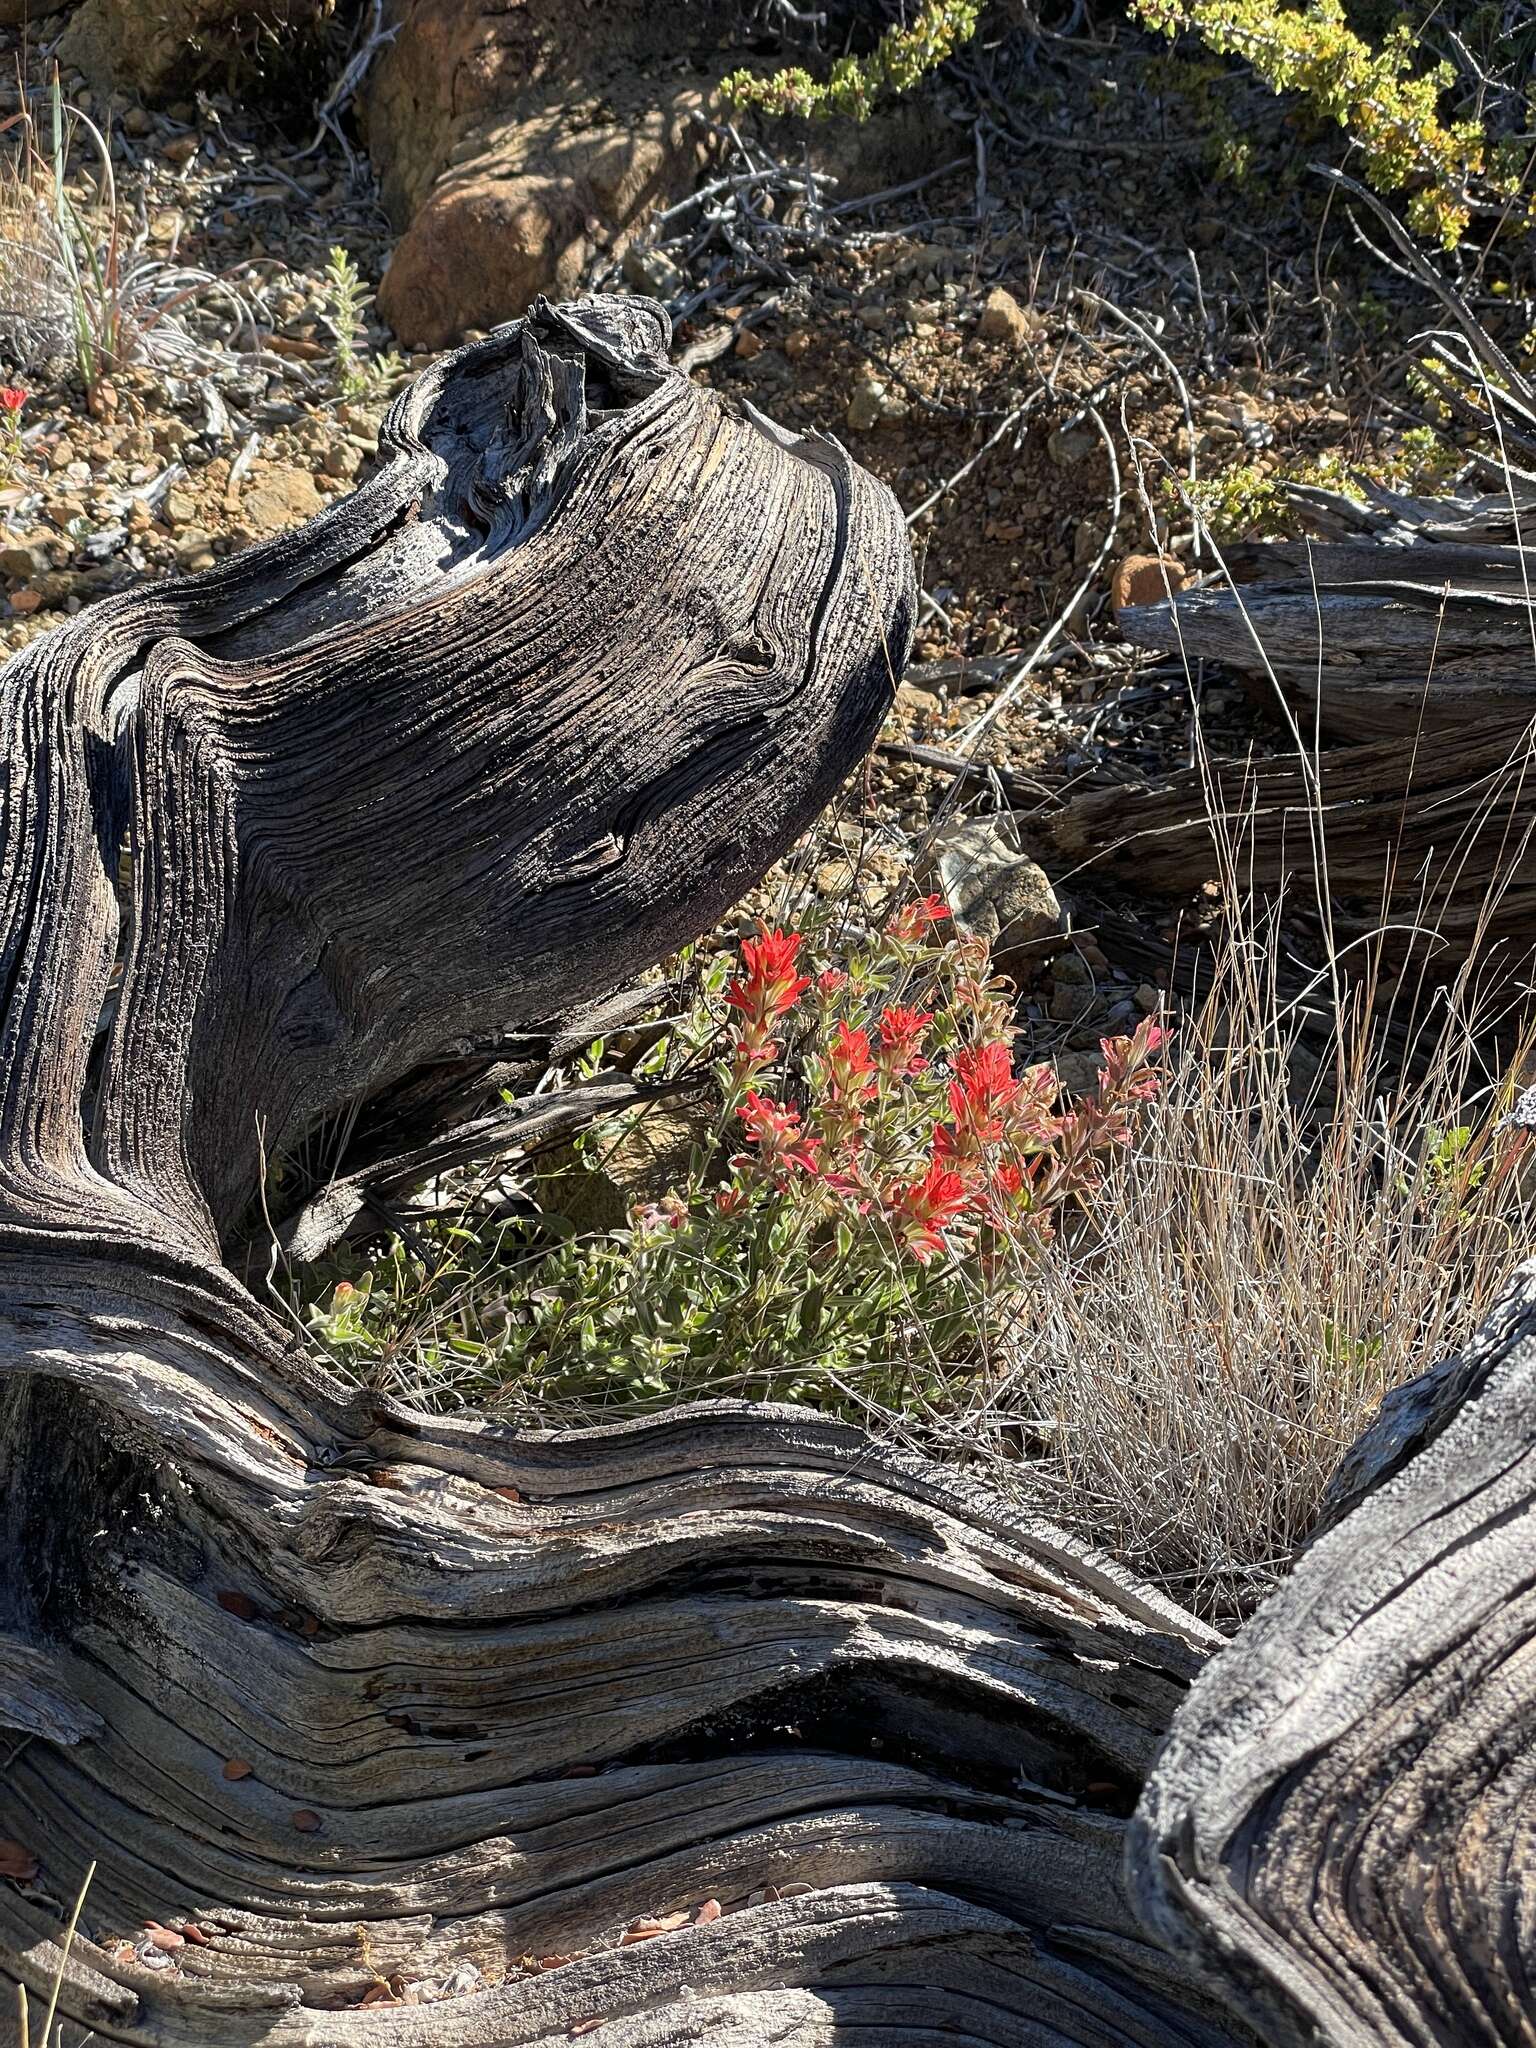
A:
[
  {"left": 977, "top": 286, "right": 1039, "bottom": 348},
  {"left": 845, "top": 376, "right": 908, "bottom": 433}
]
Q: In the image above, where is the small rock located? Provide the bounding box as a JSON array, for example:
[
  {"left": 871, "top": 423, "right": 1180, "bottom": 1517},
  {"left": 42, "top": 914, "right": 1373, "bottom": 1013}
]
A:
[
  {"left": 0, "top": 543, "right": 46, "bottom": 581},
  {"left": 934, "top": 819, "right": 1066, "bottom": 975},
  {"left": 242, "top": 468, "right": 324, "bottom": 534},
  {"left": 1049, "top": 980, "right": 1097, "bottom": 1024},
  {"left": 783, "top": 328, "right": 811, "bottom": 360},
  {"left": 1073, "top": 518, "right": 1107, "bottom": 567},
  {"left": 733, "top": 327, "right": 763, "bottom": 360},
  {"left": 1134, "top": 982, "right": 1161, "bottom": 1013},
  {"left": 846, "top": 376, "right": 908, "bottom": 433},
  {"left": 1053, "top": 1051, "right": 1101, "bottom": 1097},
  {"left": 621, "top": 244, "right": 682, "bottom": 299},
  {"left": 10, "top": 589, "right": 43, "bottom": 614},
  {"left": 846, "top": 378, "right": 888, "bottom": 434},
  {"left": 162, "top": 133, "right": 200, "bottom": 165},
  {"left": 440, "top": 1962, "right": 485, "bottom": 1997},
  {"left": 1047, "top": 422, "right": 1097, "bottom": 467},
  {"left": 1110, "top": 553, "right": 1188, "bottom": 617},
  {"left": 1051, "top": 953, "right": 1094, "bottom": 990},
  {"left": 977, "top": 286, "right": 1038, "bottom": 347},
  {"left": 321, "top": 441, "right": 362, "bottom": 480},
  {"left": 893, "top": 681, "right": 943, "bottom": 725}
]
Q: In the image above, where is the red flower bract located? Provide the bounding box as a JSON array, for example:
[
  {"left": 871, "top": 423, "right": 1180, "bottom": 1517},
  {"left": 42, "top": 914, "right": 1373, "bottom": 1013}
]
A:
[
  {"left": 825, "top": 1020, "right": 876, "bottom": 1094},
  {"left": 737, "top": 1090, "right": 821, "bottom": 1180},
  {"left": 885, "top": 893, "right": 950, "bottom": 943},
  {"left": 876, "top": 1004, "right": 932, "bottom": 1077},
  {"left": 884, "top": 1156, "right": 972, "bottom": 1264},
  {"left": 1098, "top": 1017, "right": 1168, "bottom": 1103},
  {"left": 726, "top": 926, "right": 809, "bottom": 1022},
  {"left": 946, "top": 1039, "right": 1020, "bottom": 1151},
  {"left": 725, "top": 924, "right": 809, "bottom": 1081},
  {"left": 0, "top": 387, "right": 26, "bottom": 414}
]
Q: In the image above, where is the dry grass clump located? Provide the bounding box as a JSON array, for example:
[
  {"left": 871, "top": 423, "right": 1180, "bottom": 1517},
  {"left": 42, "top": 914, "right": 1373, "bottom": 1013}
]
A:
[
  {"left": 0, "top": 77, "right": 253, "bottom": 397},
  {"left": 917, "top": 917, "right": 1536, "bottom": 1625}
]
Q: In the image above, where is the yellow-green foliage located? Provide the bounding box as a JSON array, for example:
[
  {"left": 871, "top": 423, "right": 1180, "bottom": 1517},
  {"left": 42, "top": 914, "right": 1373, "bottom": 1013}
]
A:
[
  {"left": 1132, "top": 0, "right": 1489, "bottom": 245},
  {"left": 723, "top": 0, "right": 980, "bottom": 121},
  {"left": 1180, "top": 427, "right": 1460, "bottom": 540},
  {"left": 725, "top": 0, "right": 1508, "bottom": 246}
]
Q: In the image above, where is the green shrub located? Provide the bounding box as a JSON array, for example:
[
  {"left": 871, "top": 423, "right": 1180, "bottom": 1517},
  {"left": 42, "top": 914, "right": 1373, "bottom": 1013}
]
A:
[
  {"left": 303, "top": 902, "right": 1165, "bottom": 1418},
  {"left": 723, "top": 0, "right": 1521, "bottom": 246},
  {"left": 723, "top": 1, "right": 981, "bottom": 120}
]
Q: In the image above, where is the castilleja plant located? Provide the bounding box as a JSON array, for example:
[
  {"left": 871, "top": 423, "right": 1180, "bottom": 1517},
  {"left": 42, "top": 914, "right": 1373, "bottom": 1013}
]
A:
[{"left": 306, "top": 900, "right": 1167, "bottom": 1417}]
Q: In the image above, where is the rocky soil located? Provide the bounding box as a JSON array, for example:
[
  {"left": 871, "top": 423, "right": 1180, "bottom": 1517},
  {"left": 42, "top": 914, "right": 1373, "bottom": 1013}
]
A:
[{"left": 0, "top": 2, "right": 1496, "bottom": 1091}]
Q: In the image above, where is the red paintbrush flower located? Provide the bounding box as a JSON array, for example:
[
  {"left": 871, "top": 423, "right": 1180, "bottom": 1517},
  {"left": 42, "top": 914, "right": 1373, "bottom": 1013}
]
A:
[
  {"left": 726, "top": 925, "right": 809, "bottom": 1022},
  {"left": 725, "top": 924, "right": 808, "bottom": 1081},
  {"left": 885, "top": 893, "right": 951, "bottom": 942},
  {"left": 0, "top": 387, "right": 26, "bottom": 414},
  {"left": 736, "top": 1090, "right": 821, "bottom": 1181},
  {"left": 946, "top": 1040, "right": 1020, "bottom": 1153},
  {"left": 876, "top": 1003, "right": 932, "bottom": 1077},
  {"left": 1097, "top": 1018, "right": 1168, "bottom": 1104},
  {"left": 884, "top": 1154, "right": 972, "bottom": 1264},
  {"left": 824, "top": 1020, "right": 877, "bottom": 1097}
]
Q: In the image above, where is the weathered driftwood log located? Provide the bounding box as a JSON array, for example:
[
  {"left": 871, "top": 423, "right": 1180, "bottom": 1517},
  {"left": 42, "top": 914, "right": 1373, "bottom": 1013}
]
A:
[
  {"left": 1, "top": 292, "right": 1532, "bottom": 2047},
  {"left": 1120, "top": 481, "right": 1536, "bottom": 743},
  {"left": 1042, "top": 706, "right": 1536, "bottom": 959},
  {"left": 1134, "top": 1263, "right": 1536, "bottom": 2046},
  {"left": 1054, "top": 479, "right": 1536, "bottom": 963},
  {"left": 0, "top": 291, "right": 1246, "bottom": 2046}
]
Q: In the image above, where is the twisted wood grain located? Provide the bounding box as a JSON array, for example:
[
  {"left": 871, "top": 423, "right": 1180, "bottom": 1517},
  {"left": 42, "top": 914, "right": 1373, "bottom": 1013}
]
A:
[{"left": 0, "top": 295, "right": 1254, "bottom": 2045}]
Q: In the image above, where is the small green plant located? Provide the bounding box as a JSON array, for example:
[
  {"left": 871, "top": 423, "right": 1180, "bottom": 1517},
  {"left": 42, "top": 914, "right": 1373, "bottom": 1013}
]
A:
[
  {"left": 322, "top": 244, "right": 371, "bottom": 398},
  {"left": 1133, "top": 0, "right": 1494, "bottom": 245},
  {"left": 303, "top": 902, "right": 1166, "bottom": 1417},
  {"left": 320, "top": 245, "right": 405, "bottom": 400},
  {"left": 1175, "top": 427, "right": 1460, "bottom": 541},
  {"left": 724, "top": 0, "right": 980, "bottom": 120}
]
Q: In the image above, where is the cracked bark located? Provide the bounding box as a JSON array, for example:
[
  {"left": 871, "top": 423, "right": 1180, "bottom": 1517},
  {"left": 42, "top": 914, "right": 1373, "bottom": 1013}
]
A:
[{"left": 0, "top": 294, "right": 1527, "bottom": 2046}]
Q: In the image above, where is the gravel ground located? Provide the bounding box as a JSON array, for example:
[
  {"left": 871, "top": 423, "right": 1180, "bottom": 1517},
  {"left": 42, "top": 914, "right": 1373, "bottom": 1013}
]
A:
[{"left": 0, "top": 11, "right": 1494, "bottom": 1079}]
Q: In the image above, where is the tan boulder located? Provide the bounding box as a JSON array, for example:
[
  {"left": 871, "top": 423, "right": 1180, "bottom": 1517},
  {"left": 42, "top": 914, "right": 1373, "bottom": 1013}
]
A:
[
  {"left": 60, "top": 0, "right": 331, "bottom": 95},
  {"left": 365, "top": 0, "right": 962, "bottom": 349},
  {"left": 1111, "top": 552, "right": 1189, "bottom": 618},
  {"left": 377, "top": 97, "right": 702, "bottom": 352}
]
